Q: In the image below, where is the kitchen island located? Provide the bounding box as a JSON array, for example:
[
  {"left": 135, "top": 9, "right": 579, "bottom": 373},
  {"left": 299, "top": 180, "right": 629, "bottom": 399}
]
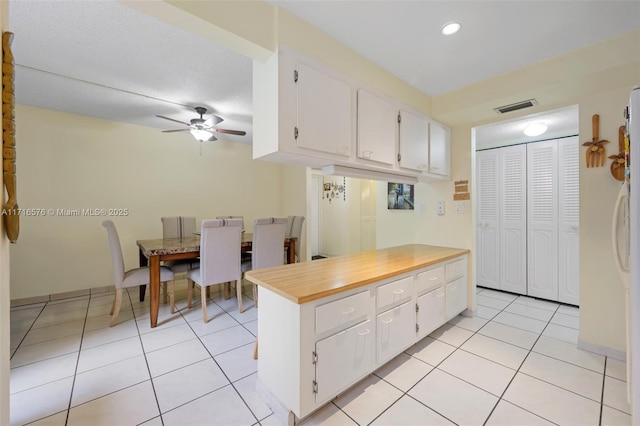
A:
[{"left": 244, "top": 244, "right": 471, "bottom": 425}]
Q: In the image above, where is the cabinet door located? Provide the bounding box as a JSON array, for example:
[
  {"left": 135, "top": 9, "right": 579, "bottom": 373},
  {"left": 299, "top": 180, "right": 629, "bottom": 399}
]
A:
[
  {"left": 296, "top": 62, "right": 351, "bottom": 157},
  {"left": 476, "top": 149, "right": 500, "bottom": 289},
  {"left": 428, "top": 121, "right": 450, "bottom": 177},
  {"left": 416, "top": 287, "right": 446, "bottom": 340},
  {"left": 357, "top": 90, "right": 396, "bottom": 165},
  {"left": 500, "top": 145, "right": 527, "bottom": 295},
  {"left": 558, "top": 137, "right": 580, "bottom": 305},
  {"left": 446, "top": 277, "right": 468, "bottom": 320},
  {"left": 527, "top": 141, "right": 559, "bottom": 300},
  {"left": 377, "top": 301, "right": 415, "bottom": 364},
  {"left": 398, "top": 110, "right": 428, "bottom": 172},
  {"left": 315, "top": 320, "right": 374, "bottom": 403}
]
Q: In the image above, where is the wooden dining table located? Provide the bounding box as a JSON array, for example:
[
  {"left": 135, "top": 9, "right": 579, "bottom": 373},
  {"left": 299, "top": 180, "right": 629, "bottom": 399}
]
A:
[{"left": 136, "top": 233, "right": 296, "bottom": 328}]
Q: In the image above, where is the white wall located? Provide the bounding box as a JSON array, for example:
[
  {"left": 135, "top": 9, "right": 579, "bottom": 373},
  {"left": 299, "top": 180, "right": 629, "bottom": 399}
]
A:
[
  {"left": 10, "top": 105, "right": 286, "bottom": 300},
  {"left": 577, "top": 87, "right": 630, "bottom": 354},
  {"left": 320, "top": 176, "right": 361, "bottom": 256}
]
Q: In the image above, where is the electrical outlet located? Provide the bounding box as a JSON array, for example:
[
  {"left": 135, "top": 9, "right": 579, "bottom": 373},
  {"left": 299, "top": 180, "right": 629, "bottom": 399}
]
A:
[
  {"left": 436, "top": 201, "right": 445, "bottom": 216},
  {"left": 419, "top": 202, "right": 426, "bottom": 214},
  {"left": 455, "top": 202, "right": 466, "bottom": 214}
]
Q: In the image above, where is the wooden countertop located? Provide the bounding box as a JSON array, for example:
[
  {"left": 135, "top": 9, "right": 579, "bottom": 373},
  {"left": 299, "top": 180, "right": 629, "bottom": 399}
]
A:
[{"left": 244, "top": 244, "right": 469, "bottom": 304}]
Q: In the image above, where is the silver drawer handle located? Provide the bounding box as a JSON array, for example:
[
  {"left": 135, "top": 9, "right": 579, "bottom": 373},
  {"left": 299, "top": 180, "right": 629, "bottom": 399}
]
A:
[
  {"left": 358, "top": 329, "right": 371, "bottom": 336},
  {"left": 341, "top": 307, "right": 355, "bottom": 315},
  {"left": 429, "top": 276, "right": 439, "bottom": 281},
  {"left": 382, "top": 318, "right": 394, "bottom": 324},
  {"left": 393, "top": 289, "right": 404, "bottom": 295},
  {"left": 437, "top": 292, "right": 445, "bottom": 298}
]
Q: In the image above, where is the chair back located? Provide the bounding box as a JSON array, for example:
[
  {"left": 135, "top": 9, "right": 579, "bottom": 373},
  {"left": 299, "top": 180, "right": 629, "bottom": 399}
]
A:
[
  {"left": 162, "top": 216, "right": 197, "bottom": 238},
  {"left": 216, "top": 216, "right": 245, "bottom": 232},
  {"left": 200, "top": 218, "right": 242, "bottom": 285},
  {"left": 102, "top": 220, "right": 125, "bottom": 288},
  {"left": 253, "top": 217, "right": 288, "bottom": 270},
  {"left": 287, "top": 216, "right": 305, "bottom": 259}
]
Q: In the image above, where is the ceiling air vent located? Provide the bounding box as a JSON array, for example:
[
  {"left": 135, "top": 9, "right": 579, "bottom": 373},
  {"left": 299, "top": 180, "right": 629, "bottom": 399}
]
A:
[{"left": 494, "top": 99, "right": 538, "bottom": 114}]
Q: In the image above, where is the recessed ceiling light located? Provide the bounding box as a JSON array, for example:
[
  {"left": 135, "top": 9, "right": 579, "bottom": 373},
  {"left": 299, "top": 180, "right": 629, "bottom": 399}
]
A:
[
  {"left": 441, "top": 21, "right": 461, "bottom": 36},
  {"left": 524, "top": 122, "right": 548, "bottom": 137}
]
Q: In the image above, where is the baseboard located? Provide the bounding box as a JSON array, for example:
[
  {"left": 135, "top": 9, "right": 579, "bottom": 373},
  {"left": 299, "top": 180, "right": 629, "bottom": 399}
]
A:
[
  {"left": 11, "top": 285, "right": 116, "bottom": 307},
  {"left": 577, "top": 339, "right": 626, "bottom": 361}
]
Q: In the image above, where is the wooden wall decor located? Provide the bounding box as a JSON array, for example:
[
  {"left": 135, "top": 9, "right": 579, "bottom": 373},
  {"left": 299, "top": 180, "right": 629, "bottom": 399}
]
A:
[
  {"left": 2, "top": 31, "right": 19, "bottom": 242},
  {"left": 453, "top": 180, "right": 470, "bottom": 200},
  {"left": 582, "top": 114, "right": 609, "bottom": 168},
  {"left": 608, "top": 125, "right": 626, "bottom": 181}
]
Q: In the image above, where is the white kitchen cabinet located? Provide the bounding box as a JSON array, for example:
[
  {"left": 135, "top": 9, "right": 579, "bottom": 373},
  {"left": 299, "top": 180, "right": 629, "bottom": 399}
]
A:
[
  {"left": 416, "top": 287, "right": 446, "bottom": 339},
  {"left": 315, "top": 319, "right": 374, "bottom": 402},
  {"left": 357, "top": 89, "right": 397, "bottom": 166},
  {"left": 428, "top": 120, "right": 451, "bottom": 177},
  {"left": 296, "top": 62, "right": 352, "bottom": 157},
  {"left": 377, "top": 301, "right": 415, "bottom": 364},
  {"left": 251, "top": 247, "right": 470, "bottom": 422},
  {"left": 398, "top": 110, "right": 429, "bottom": 172}
]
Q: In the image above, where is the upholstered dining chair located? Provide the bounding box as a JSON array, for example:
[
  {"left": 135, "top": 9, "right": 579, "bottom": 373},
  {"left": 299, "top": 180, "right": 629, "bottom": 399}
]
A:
[
  {"left": 286, "top": 215, "right": 305, "bottom": 262},
  {"left": 241, "top": 217, "right": 288, "bottom": 310},
  {"left": 161, "top": 216, "right": 199, "bottom": 274},
  {"left": 103, "top": 220, "right": 175, "bottom": 326},
  {"left": 183, "top": 218, "right": 243, "bottom": 323}
]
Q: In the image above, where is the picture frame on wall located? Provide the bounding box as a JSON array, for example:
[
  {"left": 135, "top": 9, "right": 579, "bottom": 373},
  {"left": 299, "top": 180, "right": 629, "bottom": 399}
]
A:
[{"left": 387, "top": 182, "right": 414, "bottom": 210}]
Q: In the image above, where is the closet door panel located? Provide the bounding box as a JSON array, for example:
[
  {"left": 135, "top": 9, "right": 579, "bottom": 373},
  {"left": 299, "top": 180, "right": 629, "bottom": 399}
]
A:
[
  {"left": 500, "top": 145, "right": 527, "bottom": 294},
  {"left": 476, "top": 150, "right": 500, "bottom": 289},
  {"left": 558, "top": 137, "right": 580, "bottom": 305},
  {"left": 527, "top": 141, "right": 558, "bottom": 300}
]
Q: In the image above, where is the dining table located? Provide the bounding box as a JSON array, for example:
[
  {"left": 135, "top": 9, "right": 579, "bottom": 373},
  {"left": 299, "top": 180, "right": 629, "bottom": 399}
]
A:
[{"left": 137, "top": 233, "right": 296, "bottom": 328}]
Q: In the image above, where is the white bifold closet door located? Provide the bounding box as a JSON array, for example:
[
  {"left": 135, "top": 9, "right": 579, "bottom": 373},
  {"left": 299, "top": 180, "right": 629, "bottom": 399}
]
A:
[
  {"left": 527, "top": 140, "right": 559, "bottom": 300},
  {"left": 558, "top": 137, "right": 580, "bottom": 305},
  {"left": 476, "top": 145, "right": 527, "bottom": 294},
  {"left": 476, "top": 150, "right": 500, "bottom": 289}
]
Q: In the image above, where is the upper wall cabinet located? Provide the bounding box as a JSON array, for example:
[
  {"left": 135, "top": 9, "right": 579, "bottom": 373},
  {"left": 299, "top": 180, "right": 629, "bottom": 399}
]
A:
[
  {"left": 356, "top": 90, "right": 397, "bottom": 166},
  {"left": 428, "top": 120, "right": 451, "bottom": 177},
  {"left": 253, "top": 45, "right": 451, "bottom": 182},
  {"left": 399, "top": 110, "right": 429, "bottom": 172},
  {"left": 296, "top": 63, "right": 352, "bottom": 157}
]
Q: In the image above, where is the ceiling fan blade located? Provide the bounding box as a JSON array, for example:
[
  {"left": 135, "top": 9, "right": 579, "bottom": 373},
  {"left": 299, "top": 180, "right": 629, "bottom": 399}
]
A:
[
  {"left": 162, "top": 129, "right": 191, "bottom": 133},
  {"left": 156, "top": 115, "right": 190, "bottom": 126},
  {"left": 215, "top": 128, "right": 246, "bottom": 136},
  {"left": 204, "top": 115, "right": 224, "bottom": 126}
]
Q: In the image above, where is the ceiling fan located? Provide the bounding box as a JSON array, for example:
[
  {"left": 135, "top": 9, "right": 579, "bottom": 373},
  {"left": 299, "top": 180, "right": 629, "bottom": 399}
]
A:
[{"left": 156, "top": 106, "right": 246, "bottom": 142}]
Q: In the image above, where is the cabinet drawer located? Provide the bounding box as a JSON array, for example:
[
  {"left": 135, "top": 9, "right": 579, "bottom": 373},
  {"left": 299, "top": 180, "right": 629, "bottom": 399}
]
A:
[
  {"left": 377, "top": 301, "right": 415, "bottom": 364},
  {"left": 416, "top": 266, "right": 444, "bottom": 294},
  {"left": 446, "top": 277, "right": 468, "bottom": 320},
  {"left": 316, "top": 291, "right": 370, "bottom": 335},
  {"left": 445, "top": 257, "right": 467, "bottom": 282},
  {"left": 377, "top": 276, "right": 413, "bottom": 311}
]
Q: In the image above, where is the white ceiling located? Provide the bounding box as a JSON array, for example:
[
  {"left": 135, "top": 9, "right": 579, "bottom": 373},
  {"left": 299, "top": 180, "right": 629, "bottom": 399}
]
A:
[{"left": 8, "top": 1, "right": 640, "bottom": 146}]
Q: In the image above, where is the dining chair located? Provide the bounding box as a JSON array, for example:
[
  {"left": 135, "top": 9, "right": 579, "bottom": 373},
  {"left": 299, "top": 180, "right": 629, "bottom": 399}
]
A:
[
  {"left": 184, "top": 218, "right": 243, "bottom": 323},
  {"left": 161, "top": 216, "right": 200, "bottom": 274},
  {"left": 286, "top": 215, "right": 305, "bottom": 262},
  {"left": 241, "top": 217, "right": 288, "bottom": 310},
  {"left": 103, "top": 220, "right": 175, "bottom": 326},
  {"left": 216, "top": 215, "right": 250, "bottom": 262}
]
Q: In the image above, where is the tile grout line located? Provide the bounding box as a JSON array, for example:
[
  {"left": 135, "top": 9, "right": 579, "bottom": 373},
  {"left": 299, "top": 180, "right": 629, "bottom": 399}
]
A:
[{"left": 599, "top": 357, "right": 607, "bottom": 426}]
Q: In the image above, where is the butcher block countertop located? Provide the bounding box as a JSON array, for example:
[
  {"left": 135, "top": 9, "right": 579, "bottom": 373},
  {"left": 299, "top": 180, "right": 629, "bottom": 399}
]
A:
[{"left": 244, "top": 244, "right": 469, "bottom": 304}]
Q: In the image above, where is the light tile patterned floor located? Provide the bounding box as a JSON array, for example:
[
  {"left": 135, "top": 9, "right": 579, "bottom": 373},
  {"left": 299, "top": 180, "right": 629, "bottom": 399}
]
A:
[{"left": 9, "top": 285, "right": 632, "bottom": 425}]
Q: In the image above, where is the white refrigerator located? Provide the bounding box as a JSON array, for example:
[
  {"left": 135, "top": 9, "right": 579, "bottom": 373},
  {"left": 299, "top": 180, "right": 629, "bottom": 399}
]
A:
[{"left": 613, "top": 86, "right": 639, "bottom": 422}]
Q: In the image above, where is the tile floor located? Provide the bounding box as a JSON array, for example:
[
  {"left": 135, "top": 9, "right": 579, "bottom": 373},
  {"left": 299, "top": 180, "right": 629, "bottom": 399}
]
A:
[{"left": 9, "top": 284, "right": 632, "bottom": 425}]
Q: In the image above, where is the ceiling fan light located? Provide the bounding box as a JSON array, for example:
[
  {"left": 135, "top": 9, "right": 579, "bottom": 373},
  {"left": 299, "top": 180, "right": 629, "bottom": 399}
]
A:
[
  {"left": 524, "top": 122, "right": 548, "bottom": 137},
  {"left": 190, "top": 128, "right": 214, "bottom": 141}
]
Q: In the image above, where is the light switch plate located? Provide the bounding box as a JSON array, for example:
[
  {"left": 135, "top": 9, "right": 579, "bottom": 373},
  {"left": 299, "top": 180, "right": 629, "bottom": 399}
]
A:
[
  {"left": 455, "top": 202, "right": 466, "bottom": 214},
  {"left": 436, "top": 201, "right": 445, "bottom": 215}
]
